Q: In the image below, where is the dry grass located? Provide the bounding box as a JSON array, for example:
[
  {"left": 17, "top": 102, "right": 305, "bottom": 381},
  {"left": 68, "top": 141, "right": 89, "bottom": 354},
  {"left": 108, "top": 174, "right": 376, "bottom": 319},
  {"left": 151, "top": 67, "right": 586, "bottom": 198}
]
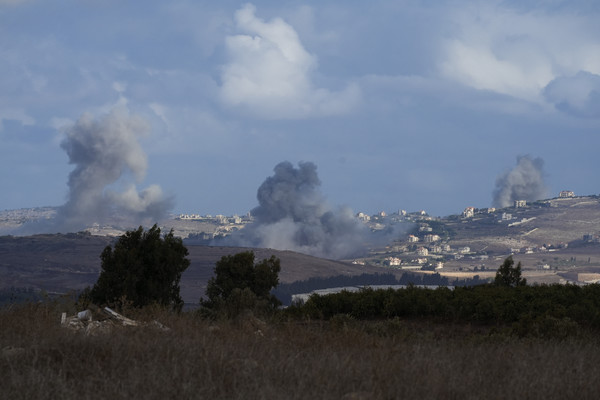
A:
[{"left": 2, "top": 303, "right": 600, "bottom": 399}]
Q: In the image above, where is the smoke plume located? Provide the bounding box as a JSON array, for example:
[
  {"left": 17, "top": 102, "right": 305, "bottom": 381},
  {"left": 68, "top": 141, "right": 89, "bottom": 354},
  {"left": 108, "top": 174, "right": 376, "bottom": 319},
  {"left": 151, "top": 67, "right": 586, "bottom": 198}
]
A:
[
  {"left": 492, "top": 155, "right": 548, "bottom": 208},
  {"left": 225, "top": 161, "right": 370, "bottom": 260},
  {"left": 19, "top": 107, "right": 173, "bottom": 234}
]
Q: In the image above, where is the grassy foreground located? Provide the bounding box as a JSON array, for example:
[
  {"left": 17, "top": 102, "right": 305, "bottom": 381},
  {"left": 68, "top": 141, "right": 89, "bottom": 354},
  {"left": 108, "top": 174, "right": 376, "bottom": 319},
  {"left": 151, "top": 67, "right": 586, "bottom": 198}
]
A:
[{"left": 2, "top": 302, "right": 600, "bottom": 399}]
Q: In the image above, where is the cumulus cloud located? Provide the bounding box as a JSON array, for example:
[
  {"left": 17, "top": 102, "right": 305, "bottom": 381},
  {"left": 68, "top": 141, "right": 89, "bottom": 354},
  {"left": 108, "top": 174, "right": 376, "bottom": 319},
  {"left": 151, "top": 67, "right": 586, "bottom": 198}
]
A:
[
  {"left": 441, "top": 39, "right": 553, "bottom": 101},
  {"left": 543, "top": 71, "right": 600, "bottom": 118},
  {"left": 223, "top": 161, "right": 371, "bottom": 259},
  {"left": 440, "top": 4, "right": 600, "bottom": 103},
  {"left": 492, "top": 155, "right": 548, "bottom": 208},
  {"left": 219, "top": 3, "right": 360, "bottom": 119}
]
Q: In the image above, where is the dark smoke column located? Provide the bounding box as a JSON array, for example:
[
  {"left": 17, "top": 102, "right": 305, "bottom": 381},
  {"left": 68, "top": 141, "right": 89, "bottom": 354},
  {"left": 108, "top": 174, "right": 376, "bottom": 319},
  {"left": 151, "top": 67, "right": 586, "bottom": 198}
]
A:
[
  {"left": 492, "top": 155, "right": 548, "bottom": 208},
  {"left": 253, "top": 161, "right": 324, "bottom": 225},
  {"left": 228, "top": 161, "right": 369, "bottom": 259}
]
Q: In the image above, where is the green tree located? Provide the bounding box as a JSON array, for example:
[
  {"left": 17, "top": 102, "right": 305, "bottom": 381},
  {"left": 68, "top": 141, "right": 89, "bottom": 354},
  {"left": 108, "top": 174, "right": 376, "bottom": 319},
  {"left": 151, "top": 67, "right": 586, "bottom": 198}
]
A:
[
  {"left": 88, "top": 224, "right": 190, "bottom": 310},
  {"left": 202, "top": 251, "right": 281, "bottom": 315},
  {"left": 494, "top": 256, "right": 527, "bottom": 287}
]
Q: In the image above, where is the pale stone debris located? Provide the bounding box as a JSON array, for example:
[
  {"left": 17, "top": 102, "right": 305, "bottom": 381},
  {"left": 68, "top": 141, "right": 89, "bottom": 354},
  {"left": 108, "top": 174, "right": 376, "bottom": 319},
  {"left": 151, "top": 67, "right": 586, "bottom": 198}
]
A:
[{"left": 60, "top": 306, "right": 169, "bottom": 335}]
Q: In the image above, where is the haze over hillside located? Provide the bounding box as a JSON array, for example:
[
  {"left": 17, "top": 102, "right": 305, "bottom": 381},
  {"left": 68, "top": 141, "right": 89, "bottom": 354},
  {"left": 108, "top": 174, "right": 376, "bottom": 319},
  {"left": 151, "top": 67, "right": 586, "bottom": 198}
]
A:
[
  {"left": 0, "top": 233, "right": 394, "bottom": 304},
  {"left": 3, "top": 194, "right": 600, "bottom": 303}
]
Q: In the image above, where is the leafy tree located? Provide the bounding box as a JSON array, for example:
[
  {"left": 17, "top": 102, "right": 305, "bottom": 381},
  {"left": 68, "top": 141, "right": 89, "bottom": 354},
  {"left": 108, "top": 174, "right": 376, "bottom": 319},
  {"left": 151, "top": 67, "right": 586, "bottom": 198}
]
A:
[
  {"left": 494, "top": 256, "right": 527, "bottom": 287},
  {"left": 202, "top": 251, "right": 281, "bottom": 315},
  {"left": 88, "top": 224, "right": 190, "bottom": 310}
]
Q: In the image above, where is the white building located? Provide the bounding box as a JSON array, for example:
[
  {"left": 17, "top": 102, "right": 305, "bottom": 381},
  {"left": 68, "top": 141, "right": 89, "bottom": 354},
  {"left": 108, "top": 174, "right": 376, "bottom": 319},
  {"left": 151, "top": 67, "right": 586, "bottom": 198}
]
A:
[
  {"left": 424, "top": 234, "right": 440, "bottom": 243},
  {"left": 417, "top": 247, "right": 429, "bottom": 256},
  {"left": 430, "top": 245, "right": 442, "bottom": 253},
  {"left": 385, "top": 257, "right": 402, "bottom": 266},
  {"left": 559, "top": 190, "right": 575, "bottom": 198},
  {"left": 463, "top": 207, "right": 475, "bottom": 218},
  {"left": 419, "top": 224, "right": 432, "bottom": 232},
  {"left": 356, "top": 212, "right": 371, "bottom": 222},
  {"left": 407, "top": 235, "right": 420, "bottom": 243}
]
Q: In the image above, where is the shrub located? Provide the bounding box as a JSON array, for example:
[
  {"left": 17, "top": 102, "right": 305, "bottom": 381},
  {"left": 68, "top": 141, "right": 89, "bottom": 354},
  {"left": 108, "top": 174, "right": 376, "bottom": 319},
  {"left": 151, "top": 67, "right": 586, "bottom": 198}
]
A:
[
  {"left": 88, "top": 224, "right": 189, "bottom": 310},
  {"left": 202, "top": 251, "right": 281, "bottom": 317}
]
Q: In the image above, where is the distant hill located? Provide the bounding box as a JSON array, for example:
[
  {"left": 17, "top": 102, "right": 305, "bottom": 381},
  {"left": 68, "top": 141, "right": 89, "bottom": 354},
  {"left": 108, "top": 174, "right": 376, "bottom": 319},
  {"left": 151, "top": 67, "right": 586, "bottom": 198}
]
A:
[
  {"left": 0, "top": 233, "right": 392, "bottom": 304},
  {"left": 4, "top": 195, "right": 600, "bottom": 301},
  {"left": 418, "top": 196, "right": 600, "bottom": 284},
  {"left": 442, "top": 196, "right": 600, "bottom": 254}
]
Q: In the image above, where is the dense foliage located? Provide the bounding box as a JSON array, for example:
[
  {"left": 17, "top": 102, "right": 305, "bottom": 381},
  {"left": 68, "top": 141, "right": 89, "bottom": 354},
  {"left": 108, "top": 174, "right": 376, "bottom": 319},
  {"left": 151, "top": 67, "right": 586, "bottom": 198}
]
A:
[
  {"left": 202, "top": 251, "right": 281, "bottom": 316},
  {"left": 288, "top": 282, "right": 600, "bottom": 337},
  {"left": 284, "top": 257, "right": 600, "bottom": 338},
  {"left": 273, "top": 272, "right": 486, "bottom": 306},
  {"left": 87, "top": 224, "right": 190, "bottom": 310},
  {"left": 494, "top": 256, "right": 527, "bottom": 287}
]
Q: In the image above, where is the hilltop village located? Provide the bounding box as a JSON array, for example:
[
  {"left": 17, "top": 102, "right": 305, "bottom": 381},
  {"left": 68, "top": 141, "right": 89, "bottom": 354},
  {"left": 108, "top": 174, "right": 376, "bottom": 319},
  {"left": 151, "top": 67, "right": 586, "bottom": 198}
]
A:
[
  {"left": 2, "top": 191, "right": 600, "bottom": 286},
  {"left": 170, "top": 191, "right": 600, "bottom": 285}
]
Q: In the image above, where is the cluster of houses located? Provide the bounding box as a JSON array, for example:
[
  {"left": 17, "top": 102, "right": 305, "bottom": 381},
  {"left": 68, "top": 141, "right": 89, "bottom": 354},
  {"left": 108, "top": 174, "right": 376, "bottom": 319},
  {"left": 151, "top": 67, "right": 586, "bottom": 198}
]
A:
[
  {"left": 383, "top": 255, "right": 445, "bottom": 270},
  {"left": 407, "top": 233, "right": 442, "bottom": 243},
  {"left": 382, "top": 190, "right": 580, "bottom": 271},
  {"left": 177, "top": 213, "right": 248, "bottom": 225},
  {"left": 461, "top": 191, "right": 577, "bottom": 220},
  {"left": 583, "top": 233, "right": 600, "bottom": 243},
  {"left": 509, "top": 242, "right": 569, "bottom": 255},
  {"left": 381, "top": 219, "right": 477, "bottom": 270},
  {"left": 357, "top": 209, "right": 429, "bottom": 224},
  {"left": 461, "top": 202, "right": 525, "bottom": 219}
]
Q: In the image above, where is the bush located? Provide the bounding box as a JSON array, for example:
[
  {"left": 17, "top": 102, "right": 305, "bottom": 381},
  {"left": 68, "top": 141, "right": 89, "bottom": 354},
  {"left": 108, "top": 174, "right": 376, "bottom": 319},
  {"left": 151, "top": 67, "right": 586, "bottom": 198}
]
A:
[
  {"left": 202, "top": 251, "right": 281, "bottom": 317},
  {"left": 494, "top": 256, "right": 526, "bottom": 287},
  {"left": 88, "top": 224, "right": 190, "bottom": 310}
]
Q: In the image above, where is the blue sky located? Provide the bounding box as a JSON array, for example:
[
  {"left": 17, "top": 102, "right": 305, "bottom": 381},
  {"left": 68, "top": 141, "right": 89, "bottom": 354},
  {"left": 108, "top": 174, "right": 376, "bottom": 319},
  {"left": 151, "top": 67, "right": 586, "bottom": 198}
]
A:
[{"left": 1, "top": 0, "right": 599, "bottom": 218}]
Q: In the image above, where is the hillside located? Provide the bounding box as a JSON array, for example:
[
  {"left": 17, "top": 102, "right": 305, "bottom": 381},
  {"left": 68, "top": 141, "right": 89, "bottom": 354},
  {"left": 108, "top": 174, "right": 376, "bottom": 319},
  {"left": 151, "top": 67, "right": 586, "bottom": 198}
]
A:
[
  {"left": 0, "top": 233, "right": 391, "bottom": 304},
  {"left": 3, "top": 195, "right": 600, "bottom": 302},
  {"left": 446, "top": 196, "right": 600, "bottom": 252},
  {"left": 383, "top": 195, "right": 600, "bottom": 285}
]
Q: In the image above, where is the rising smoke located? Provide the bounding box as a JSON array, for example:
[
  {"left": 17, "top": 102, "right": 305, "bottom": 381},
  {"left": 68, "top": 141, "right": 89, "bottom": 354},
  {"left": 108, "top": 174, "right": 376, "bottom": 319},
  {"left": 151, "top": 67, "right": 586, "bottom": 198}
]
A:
[
  {"left": 19, "top": 107, "right": 173, "bottom": 234},
  {"left": 224, "top": 161, "right": 372, "bottom": 260},
  {"left": 492, "top": 155, "right": 548, "bottom": 208}
]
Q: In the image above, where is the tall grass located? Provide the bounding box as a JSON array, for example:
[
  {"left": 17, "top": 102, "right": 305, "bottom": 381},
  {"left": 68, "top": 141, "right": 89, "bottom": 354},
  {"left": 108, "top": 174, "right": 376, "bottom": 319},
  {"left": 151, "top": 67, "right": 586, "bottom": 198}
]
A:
[{"left": 2, "top": 303, "right": 600, "bottom": 399}]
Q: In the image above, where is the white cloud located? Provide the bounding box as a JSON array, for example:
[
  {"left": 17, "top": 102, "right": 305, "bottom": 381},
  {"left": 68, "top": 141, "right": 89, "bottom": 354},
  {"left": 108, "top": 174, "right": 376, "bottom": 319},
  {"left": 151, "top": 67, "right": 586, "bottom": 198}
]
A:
[
  {"left": 441, "top": 39, "right": 554, "bottom": 101},
  {"left": 112, "top": 81, "right": 127, "bottom": 94},
  {"left": 439, "top": 4, "right": 600, "bottom": 103},
  {"left": 543, "top": 71, "right": 600, "bottom": 118},
  {"left": 219, "top": 3, "right": 360, "bottom": 119},
  {"left": 0, "top": 108, "right": 35, "bottom": 131},
  {"left": 149, "top": 102, "right": 169, "bottom": 126}
]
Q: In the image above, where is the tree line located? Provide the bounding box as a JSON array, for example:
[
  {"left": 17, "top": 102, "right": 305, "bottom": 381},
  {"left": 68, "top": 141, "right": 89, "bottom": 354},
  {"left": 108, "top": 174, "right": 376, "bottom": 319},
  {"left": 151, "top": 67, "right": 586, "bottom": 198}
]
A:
[
  {"left": 71, "top": 225, "right": 600, "bottom": 338},
  {"left": 273, "top": 272, "right": 487, "bottom": 306}
]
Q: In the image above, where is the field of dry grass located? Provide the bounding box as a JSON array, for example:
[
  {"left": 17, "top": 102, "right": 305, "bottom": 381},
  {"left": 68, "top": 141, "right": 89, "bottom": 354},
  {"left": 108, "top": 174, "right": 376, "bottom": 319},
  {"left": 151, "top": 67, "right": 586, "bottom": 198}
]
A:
[{"left": 2, "top": 302, "right": 600, "bottom": 399}]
